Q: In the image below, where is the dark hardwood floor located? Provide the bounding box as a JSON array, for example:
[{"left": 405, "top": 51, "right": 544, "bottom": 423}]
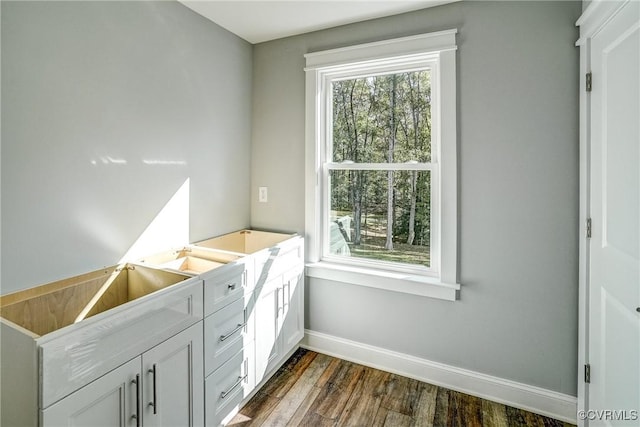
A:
[{"left": 228, "top": 348, "right": 575, "bottom": 427}]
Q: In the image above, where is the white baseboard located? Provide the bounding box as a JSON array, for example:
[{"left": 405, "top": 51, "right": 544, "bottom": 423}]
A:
[{"left": 301, "top": 329, "right": 577, "bottom": 424}]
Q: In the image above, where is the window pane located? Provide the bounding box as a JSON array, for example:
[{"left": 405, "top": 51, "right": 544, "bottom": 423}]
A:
[
  {"left": 328, "top": 169, "right": 431, "bottom": 268},
  {"left": 332, "top": 70, "right": 432, "bottom": 163}
]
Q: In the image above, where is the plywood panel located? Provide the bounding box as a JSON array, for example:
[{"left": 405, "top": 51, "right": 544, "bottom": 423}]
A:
[
  {"left": 196, "top": 230, "right": 294, "bottom": 255},
  {"left": 127, "top": 265, "right": 189, "bottom": 301},
  {"left": 83, "top": 270, "right": 129, "bottom": 319},
  {"left": 180, "top": 256, "right": 224, "bottom": 274},
  {"left": 244, "top": 231, "right": 293, "bottom": 254},
  {"left": 0, "top": 268, "right": 116, "bottom": 306},
  {"left": 188, "top": 247, "right": 240, "bottom": 264},
  {"left": 0, "top": 264, "right": 191, "bottom": 335},
  {"left": 197, "top": 232, "right": 247, "bottom": 253},
  {"left": 0, "top": 272, "right": 113, "bottom": 336}
]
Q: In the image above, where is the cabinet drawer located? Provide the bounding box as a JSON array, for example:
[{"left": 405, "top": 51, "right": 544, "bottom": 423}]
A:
[
  {"left": 204, "top": 296, "right": 253, "bottom": 376},
  {"left": 38, "top": 279, "right": 203, "bottom": 408},
  {"left": 203, "top": 263, "right": 247, "bottom": 316},
  {"left": 205, "top": 348, "right": 252, "bottom": 427}
]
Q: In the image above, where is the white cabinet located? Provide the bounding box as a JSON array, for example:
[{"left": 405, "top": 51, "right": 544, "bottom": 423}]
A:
[
  {"left": 143, "top": 322, "right": 204, "bottom": 427},
  {"left": 254, "top": 267, "right": 304, "bottom": 385},
  {"left": 196, "top": 230, "right": 304, "bottom": 426},
  {"left": 279, "top": 268, "right": 304, "bottom": 360},
  {"left": 1, "top": 229, "right": 302, "bottom": 427},
  {"left": 41, "top": 357, "right": 140, "bottom": 427},
  {"left": 254, "top": 275, "right": 282, "bottom": 384},
  {"left": 0, "top": 266, "right": 203, "bottom": 427},
  {"left": 204, "top": 296, "right": 254, "bottom": 376},
  {"left": 201, "top": 260, "right": 255, "bottom": 427},
  {"left": 42, "top": 322, "right": 204, "bottom": 427},
  {"left": 205, "top": 347, "right": 253, "bottom": 427}
]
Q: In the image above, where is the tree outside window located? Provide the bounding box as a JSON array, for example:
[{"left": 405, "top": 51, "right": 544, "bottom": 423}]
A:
[{"left": 328, "top": 70, "right": 433, "bottom": 269}]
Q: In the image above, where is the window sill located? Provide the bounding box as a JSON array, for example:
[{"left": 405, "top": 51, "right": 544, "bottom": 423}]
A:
[{"left": 305, "top": 262, "right": 460, "bottom": 301}]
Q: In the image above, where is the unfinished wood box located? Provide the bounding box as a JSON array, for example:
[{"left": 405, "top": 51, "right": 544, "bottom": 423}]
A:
[
  {"left": 195, "top": 229, "right": 296, "bottom": 255},
  {"left": 137, "top": 246, "right": 241, "bottom": 275},
  {"left": 0, "top": 264, "right": 203, "bottom": 426},
  {"left": 137, "top": 246, "right": 251, "bottom": 314},
  {"left": 195, "top": 229, "right": 303, "bottom": 286}
]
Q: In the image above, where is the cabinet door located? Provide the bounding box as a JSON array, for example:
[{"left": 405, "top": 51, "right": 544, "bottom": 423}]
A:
[
  {"left": 280, "top": 268, "right": 304, "bottom": 355},
  {"left": 142, "top": 322, "right": 204, "bottom": 427},
  {"left": 253, "top": 276, "right": 281, "bottom": 384},
  {"left": 42, "top": 357, "right": 141, "bottom": 427}
]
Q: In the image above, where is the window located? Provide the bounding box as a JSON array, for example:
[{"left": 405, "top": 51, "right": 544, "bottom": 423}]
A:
[{"left": 304, "top": 30, "right": 459, "bottom": 300}]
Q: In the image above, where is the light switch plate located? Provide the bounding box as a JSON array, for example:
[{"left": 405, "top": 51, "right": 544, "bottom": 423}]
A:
[{"left": 259, "top": 187, "right": 268, "bottom": 203}]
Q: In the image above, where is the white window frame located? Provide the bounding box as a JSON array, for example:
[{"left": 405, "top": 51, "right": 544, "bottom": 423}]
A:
[{"left": 304, "top": 30, "right": 460, "bottom": 301}]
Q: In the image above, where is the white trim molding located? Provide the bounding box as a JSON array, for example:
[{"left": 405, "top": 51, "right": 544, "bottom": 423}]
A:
[
  {"left": 301, "top": 330, "right": 578, "bottom": 424},
  {"left": 306, "top": 262, "right": 459, "bottom": 301},
  {"left": 304, "top": 30, "right": 459, "bottom": 299},
  {"left": 304, "top": 30, "right": 458, "bottom": 70},
  {"left": 575, "top": 0, "right": 631, "bottom": 46}
]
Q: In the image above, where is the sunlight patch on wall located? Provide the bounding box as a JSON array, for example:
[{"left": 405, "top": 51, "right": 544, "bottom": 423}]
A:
[
  {"left": 142, "top": 159, "right": 187, "bottom": 166},
  {"left": 90, "top": 156, "right": 128, "bottom": 165},
  {"left": 119, "top": 178, "right": 190, "bottom": 263}
]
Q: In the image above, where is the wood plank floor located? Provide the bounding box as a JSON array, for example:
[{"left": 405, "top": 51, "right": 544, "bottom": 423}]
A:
[{"left": 228, "top": 348, "right": 575, "bottom": 427}]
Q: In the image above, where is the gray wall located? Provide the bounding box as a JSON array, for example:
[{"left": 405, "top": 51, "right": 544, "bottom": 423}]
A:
[
  {"left": 1, "top": 1, "right": 252, "bottom": 294},
  {"left": 251, "top": 1, "right": 581, "bottom": 395}
]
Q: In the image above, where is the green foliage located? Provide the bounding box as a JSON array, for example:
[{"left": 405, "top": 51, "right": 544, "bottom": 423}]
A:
[
  {"left": 393, "top": 171, "right": 431, "bottom": 245},
  {"left": 332, "top": 71, "right": 431, "bottom": 163},
  {"left": 330, "top": 70, "right": 432, "bottom": 258}
]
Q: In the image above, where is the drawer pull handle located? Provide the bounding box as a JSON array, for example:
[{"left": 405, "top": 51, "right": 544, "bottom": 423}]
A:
[
  {"left": 148, "top": 364, "right": 157, "bottom": 415},
  {"left": 220, "top": 374, "right": 247, "bottom": 399},
  {"left": 228, "top": 283, "right": 237, "bottom": 290},
  {"left": 220, "top": 324, "right": 245, "bottom": 342},
  {"left": 131, "top": 374, "right": 141, "bottom": 427}
]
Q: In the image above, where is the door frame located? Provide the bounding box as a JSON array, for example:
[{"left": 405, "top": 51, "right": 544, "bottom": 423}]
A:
[{"left": 575, "top": 1, "right": 635, "bottom": 425}]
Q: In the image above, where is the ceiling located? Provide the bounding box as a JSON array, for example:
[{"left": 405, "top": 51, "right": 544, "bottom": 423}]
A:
[{"left": 179, "top": 1, "right": 456, "bottom": 44}]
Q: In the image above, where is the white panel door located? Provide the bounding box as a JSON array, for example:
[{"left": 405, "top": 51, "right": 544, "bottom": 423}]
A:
[
  {"left": 41, "top": 357, "right": 141, "bottom": 427},
  {"left": 143, "top": 322, "right": 204, "bottom": 427},
  {"left": 589, "top": 1, "right": 640, "bottom": 425}
]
